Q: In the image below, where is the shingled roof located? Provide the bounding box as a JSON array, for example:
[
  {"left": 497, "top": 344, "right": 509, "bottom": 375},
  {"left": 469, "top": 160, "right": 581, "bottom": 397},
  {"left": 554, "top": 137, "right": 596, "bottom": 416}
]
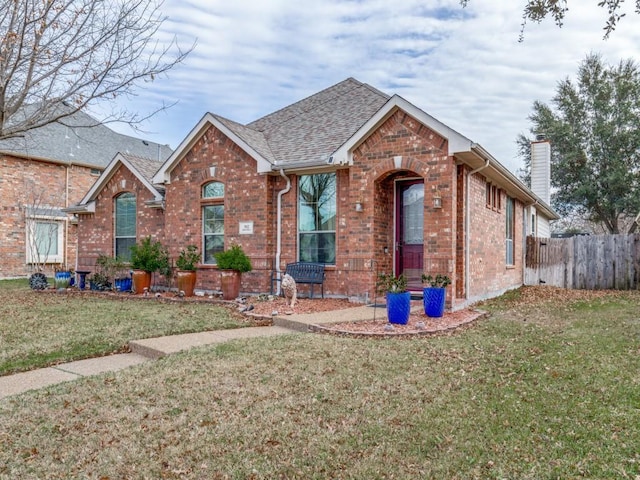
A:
[
  {"left": 246, "top": 78, "right": 389, "bottom": 166},
  {"left": 0, "top": 107, "right": 172, "bottom": 168}
]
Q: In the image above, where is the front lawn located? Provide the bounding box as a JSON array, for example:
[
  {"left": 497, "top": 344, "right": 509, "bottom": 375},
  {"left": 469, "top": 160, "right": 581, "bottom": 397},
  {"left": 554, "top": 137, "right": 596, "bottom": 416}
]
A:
[
  {"left": 1, "top": 287, "right": 639, "bottom": 478},
  {"left": 0, "top": 280, "right": 250, "bottom": 376}
]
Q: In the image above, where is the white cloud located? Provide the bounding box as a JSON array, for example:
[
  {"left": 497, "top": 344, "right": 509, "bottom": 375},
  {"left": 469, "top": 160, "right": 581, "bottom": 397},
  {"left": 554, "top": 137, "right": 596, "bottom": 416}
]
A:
[{"left": 109, "top": 0, "right": 640, "bottom": 173}]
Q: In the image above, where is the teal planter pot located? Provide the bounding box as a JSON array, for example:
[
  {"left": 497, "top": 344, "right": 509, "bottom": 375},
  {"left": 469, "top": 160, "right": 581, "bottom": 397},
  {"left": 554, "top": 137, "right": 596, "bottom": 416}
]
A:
[
  {"left": 386, "top": 291, "right": 411, "bottom": 325},
  {"left": 54, "top": 271, "right": 71, "bottom": 289},
  {"left": 423, "top": 287, "right": 446, "bottom": 317}
]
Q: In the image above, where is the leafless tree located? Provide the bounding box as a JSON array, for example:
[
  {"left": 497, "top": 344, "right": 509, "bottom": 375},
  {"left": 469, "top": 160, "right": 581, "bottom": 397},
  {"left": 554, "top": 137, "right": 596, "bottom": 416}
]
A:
[
  {"left": 22, "top": 177, "right": 67, "bottom": 275},
  {"left": 0, "top": 0, "right": 193, "bottom": 141}
]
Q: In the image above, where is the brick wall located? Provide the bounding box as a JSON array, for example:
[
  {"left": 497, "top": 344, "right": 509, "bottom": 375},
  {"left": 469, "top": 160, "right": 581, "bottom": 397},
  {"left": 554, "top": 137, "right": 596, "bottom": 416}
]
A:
[
  {"left": 0, "top": 154, "right": 98, "bottom": 278},
  {"left": 345, "top": 110, "right": 457, "bottom": 303},
  {"left": 467, "top": 173, "right": 523, "bottom": 302},
  {"left": 163, "top": 124, "right": 275, "bottom": 294},
  {"left": 76, "top": 163, "right": 165, "bottom": 273}
]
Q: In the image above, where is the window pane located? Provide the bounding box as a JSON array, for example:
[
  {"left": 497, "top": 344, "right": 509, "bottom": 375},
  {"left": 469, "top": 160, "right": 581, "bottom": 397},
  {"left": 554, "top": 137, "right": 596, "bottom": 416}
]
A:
[
  {"left": 299, "top": 233, "right": 335, "bottom": 264},
  {"left": 204, "top": 235, "right": 224, "bottom": 264},
  {"left": 298, "top": 174, "right": 336, "bottom": 264},
  {"left": 203, "top": 182, "right": 224, "bottom": 199},
  {"left": 506, "top": 197, "right": 514, "bottom": 265},
  {"left": 203, "top": 205, "right": 224, "bottom": 234},
  {"left": 116, "top": 237, "right": 136, "bottom": 262},
  {"left": 35, "top": 222, "right": 59, "bottom": 256},
  {"left": 115, "top": 193, "right": 136, "bottom": 237},
  {"left": 299, "top": 174, "right": 336, "bottom": 231},
  {"left": 203, "top": 204, "right": 224, "bottom": 264}
]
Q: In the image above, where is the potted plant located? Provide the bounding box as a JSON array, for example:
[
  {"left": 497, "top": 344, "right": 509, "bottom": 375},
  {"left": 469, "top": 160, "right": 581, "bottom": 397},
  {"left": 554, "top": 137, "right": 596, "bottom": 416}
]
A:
[
  {"left": 376, "top": 272, "right": 411, "bottom": 325},
  {"left": 112, "top": 258, "right": 131, "bottom": 293},
  {"left": 54, "top": 265, "right": 72, "bottom": 289},
  {"left": 422, "top": 273, "right": 451, "bottom": 318},
  {"left": 214, "top": 244, "right": 252, "bottom": 300},
  {"left": 175, "top": 245, "right": 199, "bottom": 297},
  {"left": 93, "top": 254, "right": 131, "bottom": 292},
  {"left": 129, "top": 237, "right": 169, "bottom": 294}
]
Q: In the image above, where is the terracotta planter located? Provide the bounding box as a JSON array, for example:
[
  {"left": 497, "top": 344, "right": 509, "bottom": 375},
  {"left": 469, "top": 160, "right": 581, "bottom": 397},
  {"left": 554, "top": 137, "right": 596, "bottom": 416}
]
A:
[
  {"left": 176, "top": 270, "right": 197, "bottom": 297},
  {"left": 220, "top": 270, "right": 241, "bottom": 300},
  {"left": 132, "top": 270, "right": 152, "bottom": 294}
]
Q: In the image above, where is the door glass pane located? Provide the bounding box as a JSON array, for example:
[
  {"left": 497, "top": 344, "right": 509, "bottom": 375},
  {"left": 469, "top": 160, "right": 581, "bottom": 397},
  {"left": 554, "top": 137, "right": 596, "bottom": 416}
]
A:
[{"left": 402, "top": 183, "right": 424, "bottom": 245}]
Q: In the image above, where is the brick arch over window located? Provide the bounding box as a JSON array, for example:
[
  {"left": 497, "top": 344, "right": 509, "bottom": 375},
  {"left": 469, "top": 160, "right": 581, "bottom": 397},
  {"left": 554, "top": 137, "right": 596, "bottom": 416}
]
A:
[{"left": 114, "top": 192, "right": 136, "bottom": 261}]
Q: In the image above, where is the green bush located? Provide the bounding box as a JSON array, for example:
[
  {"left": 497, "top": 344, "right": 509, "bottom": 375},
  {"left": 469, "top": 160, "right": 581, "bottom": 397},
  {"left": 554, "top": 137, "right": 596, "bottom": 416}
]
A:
[{"left": 214, "top": 244, "right": 252, "bottom": 273}]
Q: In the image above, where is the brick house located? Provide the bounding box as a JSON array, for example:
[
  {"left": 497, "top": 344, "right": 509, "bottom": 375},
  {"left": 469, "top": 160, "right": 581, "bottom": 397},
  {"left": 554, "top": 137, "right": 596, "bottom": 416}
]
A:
[
  {"left": 0, "top": 108, "right": 172, "bottom": 278},
  {"left": 70, "top": 78, "right": 557, "bottom": 308}
]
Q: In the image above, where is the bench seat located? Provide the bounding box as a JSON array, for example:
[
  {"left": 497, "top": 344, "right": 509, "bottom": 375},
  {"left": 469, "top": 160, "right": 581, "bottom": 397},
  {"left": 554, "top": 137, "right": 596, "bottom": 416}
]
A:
[{"left": 270, "top": 262, "right": 325, "bottom": 298}]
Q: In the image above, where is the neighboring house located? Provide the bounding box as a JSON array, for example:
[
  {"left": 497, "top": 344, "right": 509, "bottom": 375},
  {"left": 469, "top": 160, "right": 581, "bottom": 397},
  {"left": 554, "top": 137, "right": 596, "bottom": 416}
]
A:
[
  {"left": 70, "top": 78, "right": 558, "bottom": 308},
  {"left": 0, "top": 107, "right": 172, "bottom": 278}
]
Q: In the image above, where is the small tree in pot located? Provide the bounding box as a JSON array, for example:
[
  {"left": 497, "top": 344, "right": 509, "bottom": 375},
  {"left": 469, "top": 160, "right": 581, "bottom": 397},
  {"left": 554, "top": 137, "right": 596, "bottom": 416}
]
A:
[
  {"left": 129, "top": 237, "right": 169, "bottom": 294},
  {"left": 376, "top": 272, "right": 411, "bottom": 325},
  {"left": 214, "top": 244, "right": 252, "bottom": 300},
  {"left": 175, "top": 245, "right": 199, "bottom": 297}
]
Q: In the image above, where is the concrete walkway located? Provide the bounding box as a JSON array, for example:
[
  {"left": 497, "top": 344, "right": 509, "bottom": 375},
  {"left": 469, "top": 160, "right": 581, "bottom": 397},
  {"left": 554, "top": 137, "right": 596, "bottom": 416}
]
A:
[{"left": 0, "top": 305, "right": 383, "bottom": 400}]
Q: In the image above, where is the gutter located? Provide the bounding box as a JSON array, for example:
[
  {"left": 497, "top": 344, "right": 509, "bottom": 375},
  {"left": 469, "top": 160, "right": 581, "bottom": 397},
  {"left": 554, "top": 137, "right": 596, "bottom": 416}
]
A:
[
  {"left": 275, "top": 169, "right": 291, "bottom": 295},
  {"left": 466, "top": 158, "right": 490, "bottom": 300},
  {"left": 469, "top": 144, "right": 558, "bottom": 220}
]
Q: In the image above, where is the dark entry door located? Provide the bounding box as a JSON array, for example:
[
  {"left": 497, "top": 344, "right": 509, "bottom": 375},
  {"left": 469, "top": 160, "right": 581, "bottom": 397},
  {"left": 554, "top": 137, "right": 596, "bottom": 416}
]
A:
[{"left": 396, "top": 180, "right": 424, "bottom": 291}]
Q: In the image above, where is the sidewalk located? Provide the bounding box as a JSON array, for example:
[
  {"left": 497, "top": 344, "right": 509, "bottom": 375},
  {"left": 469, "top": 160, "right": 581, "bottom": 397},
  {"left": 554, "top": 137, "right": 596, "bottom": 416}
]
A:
[{"left": 0, "top": 305, "right": 381, "bottom": 400}]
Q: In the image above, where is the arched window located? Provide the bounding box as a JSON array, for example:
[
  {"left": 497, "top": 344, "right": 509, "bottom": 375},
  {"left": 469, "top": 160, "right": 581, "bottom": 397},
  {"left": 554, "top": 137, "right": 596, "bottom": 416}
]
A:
[
  {"left": 114, "top": 192, "right": 136, "bottom": 261},
  {"left": 202, "top": 182, "right": 224, "bottom": 264}
]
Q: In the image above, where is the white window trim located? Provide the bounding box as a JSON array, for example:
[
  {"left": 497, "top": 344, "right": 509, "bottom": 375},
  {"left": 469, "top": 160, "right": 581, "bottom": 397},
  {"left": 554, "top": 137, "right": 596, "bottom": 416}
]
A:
[{"left": 25, "top": 214, "right": 66, "bottom": 265}]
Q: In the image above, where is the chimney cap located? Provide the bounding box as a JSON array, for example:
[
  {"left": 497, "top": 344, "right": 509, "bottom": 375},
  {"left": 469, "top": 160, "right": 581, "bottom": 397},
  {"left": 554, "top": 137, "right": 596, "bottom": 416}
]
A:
[{"left": 535, "top": 133, "right": 546, "bottom": 141}]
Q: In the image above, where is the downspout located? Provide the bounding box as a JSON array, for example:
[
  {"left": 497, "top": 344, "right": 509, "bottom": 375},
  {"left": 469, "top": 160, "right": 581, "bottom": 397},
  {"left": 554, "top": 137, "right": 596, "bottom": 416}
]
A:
[
  {"left": 465, "top": 158, "right": 490, "bottom": 301},
  {"left": 65, "top": 163, "right": 70, "bottom": 271},
  {"left": 275, "top": 169, "right": 291, "bottom": 295}
]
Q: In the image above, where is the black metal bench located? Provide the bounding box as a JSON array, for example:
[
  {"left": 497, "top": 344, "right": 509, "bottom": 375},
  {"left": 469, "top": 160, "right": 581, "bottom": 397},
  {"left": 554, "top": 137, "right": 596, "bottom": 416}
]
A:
[{"left": 270, "top": 262, "right": 326, "bottom": 298}]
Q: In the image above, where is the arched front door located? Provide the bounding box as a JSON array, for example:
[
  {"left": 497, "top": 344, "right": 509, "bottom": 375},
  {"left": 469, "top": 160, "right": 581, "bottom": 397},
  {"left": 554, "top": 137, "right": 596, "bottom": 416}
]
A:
[{"left": 396, "top": 180, "right": 424, "bottom": 291}]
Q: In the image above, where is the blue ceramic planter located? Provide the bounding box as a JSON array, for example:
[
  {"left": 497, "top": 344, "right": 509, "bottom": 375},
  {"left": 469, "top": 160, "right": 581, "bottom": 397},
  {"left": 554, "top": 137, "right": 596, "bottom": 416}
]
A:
[
  {"left": 423, "top": 287, "right": 446, "bottom": 317},
  {"left": 114, "top": 277, "right": 132, "bottom": 292},
  {"left": 386, "top": 291, "right": 411, "bottom": 324}
]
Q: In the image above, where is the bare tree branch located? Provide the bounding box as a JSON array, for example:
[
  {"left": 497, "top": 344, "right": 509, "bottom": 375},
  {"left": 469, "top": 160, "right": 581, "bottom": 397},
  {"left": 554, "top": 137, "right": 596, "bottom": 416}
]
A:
[
  {"left": 459, "top": 0, "right": 640, "bottom": 39},
  {"left": 0, "top": 0, "right": 194, "bottom": 140}
]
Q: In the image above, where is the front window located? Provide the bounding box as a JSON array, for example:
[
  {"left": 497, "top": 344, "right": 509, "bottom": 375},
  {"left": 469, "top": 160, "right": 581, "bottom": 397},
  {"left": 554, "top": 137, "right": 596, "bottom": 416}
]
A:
[
  {"left": 26, "top": 218, "right": 64, "bottom": 264},
  {"left": 114, "top": 192, "right": 136, "bottom": 261},
  {"left": 298, "top": 173, "right": 336, "bottom": 264},
  {"left": 506, "top": 197, "right": 515, "bottom": 265},
  {"left": 202, "top": 181, "right": 224, "bottom": 264}
]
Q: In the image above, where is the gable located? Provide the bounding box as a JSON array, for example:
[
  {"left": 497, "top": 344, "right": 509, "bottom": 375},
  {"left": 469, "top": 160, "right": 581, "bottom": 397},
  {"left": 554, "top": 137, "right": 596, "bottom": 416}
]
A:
[
  {"left": 66, "top": 153, "right": 164, "bottom": 214},
  {"left": 152, "top": 113, "right": 273, "bottom": 183}
]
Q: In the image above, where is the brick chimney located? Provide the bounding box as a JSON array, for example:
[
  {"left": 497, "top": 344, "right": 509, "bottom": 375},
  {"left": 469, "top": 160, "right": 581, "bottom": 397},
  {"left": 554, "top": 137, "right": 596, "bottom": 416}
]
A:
[{"left": 530, "top": 134, "right": 551, "bottom": 204}]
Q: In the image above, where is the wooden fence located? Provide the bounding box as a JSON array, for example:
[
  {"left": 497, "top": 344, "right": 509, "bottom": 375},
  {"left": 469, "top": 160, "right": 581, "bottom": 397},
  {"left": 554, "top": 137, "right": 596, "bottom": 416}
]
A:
[{"left": 525, "top": 234, "right": 640, "bottom": 289}]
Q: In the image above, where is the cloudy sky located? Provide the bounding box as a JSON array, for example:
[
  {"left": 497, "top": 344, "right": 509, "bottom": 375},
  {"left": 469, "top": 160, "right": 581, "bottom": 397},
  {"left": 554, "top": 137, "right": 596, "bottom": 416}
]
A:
[{"left": 112, "top": 0, "right": 640, "bottom": 174}]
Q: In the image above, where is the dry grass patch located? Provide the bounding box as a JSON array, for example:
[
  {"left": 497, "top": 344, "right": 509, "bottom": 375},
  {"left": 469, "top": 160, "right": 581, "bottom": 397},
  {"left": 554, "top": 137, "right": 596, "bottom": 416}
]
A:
[
  {"left": 0, "top": 281, "right": 253, "bottom": 376},
  {"left": 2, "top": 287, "right": 640, "bottom": 478}
]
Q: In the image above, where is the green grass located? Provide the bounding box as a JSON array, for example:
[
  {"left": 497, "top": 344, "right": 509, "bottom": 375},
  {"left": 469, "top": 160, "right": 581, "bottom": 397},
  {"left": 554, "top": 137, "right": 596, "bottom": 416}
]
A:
[
  {"left": 1, "top": 286, "right": 640, "bottom": 478},
  {"left": 0, "top": 280, "right": 251, "bottom": 376}
]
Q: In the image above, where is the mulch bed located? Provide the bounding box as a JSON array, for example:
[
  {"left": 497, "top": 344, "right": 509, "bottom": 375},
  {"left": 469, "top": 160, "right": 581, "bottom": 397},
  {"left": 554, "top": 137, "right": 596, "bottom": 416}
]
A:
[{"left": 310, "top": 308, "right": 486, "bottom": 338}]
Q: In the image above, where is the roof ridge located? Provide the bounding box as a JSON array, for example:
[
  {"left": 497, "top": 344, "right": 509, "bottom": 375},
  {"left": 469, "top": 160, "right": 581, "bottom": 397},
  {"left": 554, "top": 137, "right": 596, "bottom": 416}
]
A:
[{"left": 247, "top": 77, "right": 369, "bottom": 130}]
